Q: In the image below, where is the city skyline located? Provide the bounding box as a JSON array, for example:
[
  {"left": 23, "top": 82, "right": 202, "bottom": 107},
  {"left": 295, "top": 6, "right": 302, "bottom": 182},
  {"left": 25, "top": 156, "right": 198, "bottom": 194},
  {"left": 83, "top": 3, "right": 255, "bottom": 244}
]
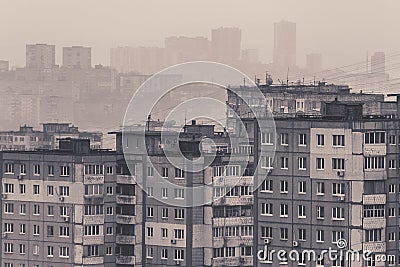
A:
[{"left": 0, "top": 0, "right": 398, "bottom": 69}]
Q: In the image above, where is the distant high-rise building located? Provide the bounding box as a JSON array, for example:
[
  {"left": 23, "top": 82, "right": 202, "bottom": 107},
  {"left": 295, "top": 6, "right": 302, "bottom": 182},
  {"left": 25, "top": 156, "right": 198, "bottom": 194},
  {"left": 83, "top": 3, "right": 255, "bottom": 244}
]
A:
[
  {"left": 110, "top": 46, "right": 165, "bottom": 74},
  {"left": 0, "top": 60, "right": 9, "bottom": 72},
  {"left": 306, "top": 53, "right": 322, "bottom": 73},
  {"left": 273, "top": 21, "right": 296, "bottom": 68},
  {"left": 26, "top": 43, "right": 56, "bottom": 69},
  {"left": 164, "top": 36, "right": 210, "bottom": 65},
  {"left": 62, "top": 46, "right": 92, "bottom": 69},
  {"left": 211, "top": 27, "right": 241, "bottom": 63},
  {"left": 371, "top": 52, "right": 385, "bottom": 74}
]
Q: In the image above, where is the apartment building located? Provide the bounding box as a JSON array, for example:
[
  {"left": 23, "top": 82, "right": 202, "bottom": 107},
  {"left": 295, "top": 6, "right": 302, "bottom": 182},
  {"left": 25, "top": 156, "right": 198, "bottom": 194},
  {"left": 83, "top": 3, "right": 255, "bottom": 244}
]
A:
[
  {"left": 0, "top": 123, "right": 102, "bottom": 151},
  {"left": 0, "top": 138, "right": 139, "bottom": 267}
]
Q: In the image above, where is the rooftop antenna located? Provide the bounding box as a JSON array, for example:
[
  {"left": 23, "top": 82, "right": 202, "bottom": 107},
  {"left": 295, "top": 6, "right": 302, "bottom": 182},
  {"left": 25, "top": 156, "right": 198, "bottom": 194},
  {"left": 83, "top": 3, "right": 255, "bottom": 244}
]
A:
[
  {"left": 243, "top": 77, "right": 246, "bottom": 87},
  {"left": 146, "top": 114, "right": 151, "bottom": 131},
  {"left": 366, "top": 51, "right": 369, "bottom": 73},
  {"left": 286, "top": 67, "right": 289, "bottom": 86}
]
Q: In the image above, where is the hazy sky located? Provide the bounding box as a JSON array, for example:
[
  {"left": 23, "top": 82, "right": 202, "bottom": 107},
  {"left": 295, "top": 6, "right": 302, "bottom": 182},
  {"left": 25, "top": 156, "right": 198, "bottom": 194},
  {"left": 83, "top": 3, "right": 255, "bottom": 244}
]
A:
[{"left": 1, "top": 0, "right": 399, "bottom": 69}]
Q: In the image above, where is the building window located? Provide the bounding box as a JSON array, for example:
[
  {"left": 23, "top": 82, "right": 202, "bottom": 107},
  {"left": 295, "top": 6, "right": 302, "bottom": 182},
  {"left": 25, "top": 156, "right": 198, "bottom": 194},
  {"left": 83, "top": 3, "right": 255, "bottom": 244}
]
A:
[
  {"left": 19, "top": 204, "right": 26, "bottom": 215},
  {"left": 364, "top": 156, "right": 385, "bottom": 170},
  {"left": 175, "top": 168, "right": 185, "bottom": 179},
  {"left": 33, "top": 184, "right": 40, "bottom": 195},
  {"left": 33, "top": 225, "right": 40, "bottom": 236},
  {"left": 261, "top": 203, "right": 273, "bottom": 216},
  {"left": 298, "top": 205, "right": 306, "bottom": 218},
  {"left": 389, "top": 207, "right": 395, "bottom": 217},
  {"left": 316, "top": 206, "right": 325, "bottom": 219},
  {"left": 389, "top": 184, "right": 396, "bottom": 193},
  {"left": 363, "top": 204, "right": 385, "bottom": 218},
  {"left": 48, "top": 165, "right": 54, "bottom": 176},
  {"left": 84, "top": 165, "right": 104, "bottom": 175},
  {"left": 162, "top": 228, "right": 168, "bottom": 238},
  {"left": 19, "top": 184, "right": 26, "bottom": 194},
  {"left": 174, "top": 249, "right": 184, "bottom": 261},
  {"left": 299, "top": 134, "right": 307, "bottom": 146},
  {"left": 34, "top": 164, "right": 40, "bottom": 175},
  {"left": 87, "top": 245, "right": 98, "bottom": 257},
  {"left": 280, "top": 157, "right": 288, "bottom": 169},
  {"left": 280, "top": 228, "right": 288, "bottom": 240},
  {"left": 332, "top": 135, "right": 345, "bottom": 147},
  {"left": 47, "top": 245, "right": 54, "bottom": 257},
  {"left": 298, "top": 181, "right": 306, "bottom": 194},
  {"left": 389, "top": 135, "right": 396, "bottom": 145},
  {"left": 83, "top": 225, "right": 100, "bottom": 236},
  {"left": 106, "top": 206, "right": 113, "bottom": 215},
  {"left": 316, "top": 182, "right": 325, "bottom": 195},
  {"left": 261, "top": 179, "right": 273, "bottom": 193},
  {"left": 389, "top": 232, "right": 395, "bottom": 242},
  {"left": 59, "top": 246, "right": 69, "bottom": 258},
  {"left": 316, "top": 230, "right": 325, "bottom": 243},
  {"left": 261, "top": 156, "right": 273, "bottom": 169},
  {"left": 332, "top": 207, "right": 345, "bottom": 220},
  {"left": 59, "top": 226, "right": 70, "bottom": 237},
  {"left": 316, "top": 158, "right": 325, "bottom": 170},
  {"left": 147, "top": 247, "right": 154, "bottom": 259},
  {"left": 106, "top": 186, "right": 113, "bottom": 195},
  {"left": 85, "top": 184, "right": 103, "bottom": 196},
  {"left": 59, "top": 186, "right": 70, "bottom": 197},
  {"left": 47, "top": 185, "right": 54, "bottom": 196},
  {"left": 20, "top": 164, "right": 26, "bottom": 175},
  {"left": 161, "top": 188, "right": 168, "bottom": 198},
  {"left": 280, "top": 204, "right": 288, "bottom": 217},
  {"left": 162, "top": 167, "right": 169, "bottom": 178},
  {"left": 60, "top": 166, "right": 70, "bottom": 176},
  {"left": 20, "top": 224, "right": 26, "bottom": 234},
  {"left": 106, "top": 166, "right": 113, "bottom": 174},
  {"left": 298, "top": 228, "right": 306, "bottom": 241},
  {"left": 280, "top": 133, "right": 289, "bottom": 145},
  {"left": 174, "top": 188, "right": 184, "bottom": 199},
  {"left": 47, "top": 225, "right": 54, "bottom": 237},
  {"left": 161, "top": 208, "right": 168, "bottom": 219},
  {"left": 33, "top": 204, "right": 40, "bottom": 215},
  {"left": 332, "top": 158, "right": 345, "bottom": 170},
  {"left": 4, "top": 203, "right": 14, "bottom": 214},
  {"left": 4, "top": 183, "right": 14, "bottom": 194},
  {"left": 33, "top": 244, "right": 39, "bottom": 255},
  {"left": 4, "top": 223, "right": 14, "bottom": 233},
  {"left": 317, "top": 134, "right": 325, "bottom": 146},
  {"left": 261, "top": 226, "right": 272, "bottom": 238},
  {"left": 147, "top": 166, "right": 154, "bottom": 177},
  {"left": 106, "top": 227, "right": 112, "bottom": 235},
  {"left": 161, "top": 248, "right": 168, "bottom": 259},
  {"left": 147, "top": 187, "right": 154, "bottom": 197},
  {"left": 174, "top": 208, "right": 185, "bottom": 219},
  {"left": 19, "top": 244, "right": 26, "bottom": 255},
  {"left": 298, "top": 157, "right": 307, "bottom": 170},
  {"left": 280, "top": 180, "right": 288, "bottom": 193},
  {"left": 5, "top": 163, "right": 14, "bottom": 174},
  {"left": 389, "top": 159, "right": 396, "bottom": 169},
  {"left": 225, "top": 247, "right": 236, "bottom": 258},
  {"left": 174, "top": 229, "right": 185, "bottom": 239},
  {"left": 147, "top": 207, "right": 154, "bottom": 217},
  {"left": 332, "top": 183, "right": 345, "bottom": 196},
  {"left": 147, "top": 227, "right": 154, "bottom": 237},
  {"left": 261, "top": 132, "right": 274, "bottom": 145},
  {"left": 60, "top": 206, "right": 69, "bottom": 217},
  {"left": 106, "top": 246, "right": 112, "bottom": 255},
  {"left": 365, "top": 229, "right": 382, "bottom": 242},
  {"left": 4, "top": 243, "right": 13, "bottom": 253},
  {"left": 364, "top": 132, "right": 385, "bottom": 144}
]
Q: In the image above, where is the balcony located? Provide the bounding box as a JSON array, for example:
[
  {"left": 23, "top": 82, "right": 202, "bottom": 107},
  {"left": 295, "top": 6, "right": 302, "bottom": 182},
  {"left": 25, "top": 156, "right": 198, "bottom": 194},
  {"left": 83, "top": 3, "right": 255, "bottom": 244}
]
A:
[
  {"left": 83, "top": 215, "right": 104, "bottom": 225},
  {"left": 213, "top": 176, "right": 253, "bottom": 187},
  {"left": 84, "top": 175, "right": 104, "bottom": 184},
  {"left": 213, "top": 217, "right": 253, "bottom": 227},
  {"left": 116, "top": 255, "right": 135, "bottom": 265},
  {"left": 213, "top": 236, "right": 253, "bottom": 247},
  {"left": 83, "top": 235, "right": 104, "bottom": 245},
  {"left": 116, "top": 235, "right": 136, "bottom": 245},
  {"left": 363, "top": 144, "right": 386, "bottom": 156},
  {"left": 116, "top": 195, "right": 136, "bottom": 205},
  {"left": 363, "top": 218, "right": 386, "bottom": 229},
  {"left": 212, "top": 257, "right": 241, "bottom": 267},
  {"left": 213, "top": 195, "right": 254, "bottom": 206},
  {"left": 363, "top": 194, "right": 386, "bottom": 205},
  {"left": 116, "top": 215, "right": 136, "bottom": 224},
  {"left": 83, "top": 256, "right": 104, "bottom": 265},
  {"left": 364, "top": 242, "right": 386, "bottom": 253},
  {"left": 117, "top": 175, "right": 136, "bottom": 185}
]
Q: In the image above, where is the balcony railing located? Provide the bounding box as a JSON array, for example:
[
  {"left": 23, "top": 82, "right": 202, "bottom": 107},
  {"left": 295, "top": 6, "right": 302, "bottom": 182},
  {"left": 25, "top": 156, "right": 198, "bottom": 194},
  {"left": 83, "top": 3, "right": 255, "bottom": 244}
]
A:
[
  {"left": 363, "top": 242, "right": 386, "bottom": 253},
  {"left": 213, "top": 217, "right": 253, "bottom": 227},
  {"left": 83, "top": 215, "right": 104, "bottom": 225},
  {"left": 116, "top": 215, "right": 136, "bottom": 224},
  {"left": 213, "top": 236, "right": 253, "bottom": 247},
  {"left": 213, "top": 195, "right": 254, "bottom": 206},
  {"left": 84, "top": 175, "right": 104, "bottom": 184},
  {"left": 363, "top": 217, "right": 385, "bottom": 229},
  {"left": 117, "top": 175, "right": 136, "bottom": 184},
  {"left": 116, "top": 235, "right": 136, "bottom": 245},
  {"left": 116, "top": 255, "right": 136, "bottom": 265},
  {"left": 363, "top": 194, "right": 386, "bottom": 205},
  {"left": 116, "top": 195, "right": 136, "bottom": 205},
  {"left": 83, "top": 235, "right": 104, "bottom": 245},
  {"left": 82, "top": 256, "right": 104, "bottom": 265}
]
